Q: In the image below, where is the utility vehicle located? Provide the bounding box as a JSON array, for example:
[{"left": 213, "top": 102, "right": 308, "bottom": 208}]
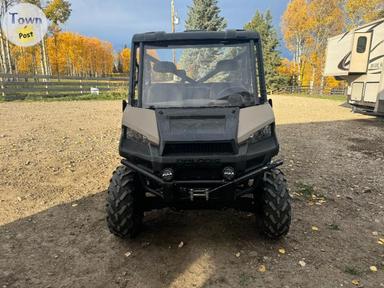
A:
[{"left": 106, "top": 30, "right": 291, "bottom": 239}]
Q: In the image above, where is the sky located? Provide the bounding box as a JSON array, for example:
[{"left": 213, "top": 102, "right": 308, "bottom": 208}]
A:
[{"left": 63, "top": 0, "right": 291, "bottom": 58}]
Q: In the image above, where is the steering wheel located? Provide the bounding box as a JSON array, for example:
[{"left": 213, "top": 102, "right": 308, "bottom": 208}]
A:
[
  {"left": 216, "top": 86, "right": 252, "bottom": 105},
  {"left": 217, "top": 86, "right": 249, "bottom": 98}
]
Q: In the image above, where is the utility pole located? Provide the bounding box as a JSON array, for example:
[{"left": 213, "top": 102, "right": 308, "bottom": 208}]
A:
[
  {"left": 171, "top": 0, "right": 176, "bottom": 64},
  {"left": 171, "top": 0, "right": 175, "bottom": 34}
]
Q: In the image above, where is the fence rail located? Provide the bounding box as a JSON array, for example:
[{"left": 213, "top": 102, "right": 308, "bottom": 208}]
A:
[
  {"left": 273, "top": 86, "right": 347, "bottom": 96},
  {"left": 0, "top": 73, "right": 128, "bottom": 101}
]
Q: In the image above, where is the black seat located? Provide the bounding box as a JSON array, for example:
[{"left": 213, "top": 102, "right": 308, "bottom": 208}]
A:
[{"left": 145, "top": 83, "right": 184, "bottom": 105}]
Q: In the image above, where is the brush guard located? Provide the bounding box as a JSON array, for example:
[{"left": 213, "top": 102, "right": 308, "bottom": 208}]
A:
[{"left": 121, "top": 158, "right": 283, "bottom": 202}]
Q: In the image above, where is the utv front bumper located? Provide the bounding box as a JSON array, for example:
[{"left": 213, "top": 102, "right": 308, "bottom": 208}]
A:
[{"left": 121, "top": 158, "right": 283, "bottom": 203}]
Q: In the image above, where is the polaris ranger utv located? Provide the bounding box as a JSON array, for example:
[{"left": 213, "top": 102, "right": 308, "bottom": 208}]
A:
[{"left": 106, "top": 30, "right": 291, "bottom": 239}]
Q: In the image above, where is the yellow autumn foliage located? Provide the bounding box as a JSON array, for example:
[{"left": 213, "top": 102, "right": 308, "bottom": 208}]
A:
[
  {"left": 47, "top": 32, "right": 114, "bottom": 77},
  {"left": 119, "top": 48, "right": 131, "bottom": 74},
  {"left": 281, "top": 0, "right": 383, "bottom": 90}
]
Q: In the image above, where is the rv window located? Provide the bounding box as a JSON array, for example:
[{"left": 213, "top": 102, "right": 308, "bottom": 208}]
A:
[{"left": 356, "top": 36, "right": 367, "bottom": 53}]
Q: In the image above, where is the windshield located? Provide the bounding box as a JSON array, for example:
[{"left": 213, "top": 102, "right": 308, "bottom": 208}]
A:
[{"left": 142, "top": 42, "right": 259, "bottom": 108}]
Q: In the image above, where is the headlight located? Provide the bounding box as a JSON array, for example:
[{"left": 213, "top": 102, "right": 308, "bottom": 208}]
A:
[
  {"left": 248, "top": 125, "right": 272, "bottom": 144},
  {"left": 125, "top": 126, "right": 150, "bottom": 144}
]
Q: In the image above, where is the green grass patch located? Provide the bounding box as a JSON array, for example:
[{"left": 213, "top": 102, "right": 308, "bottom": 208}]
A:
[
  {"left": 0, "top": 92, "right": 126, "bottom": 102},
  {"left": 276, "top": 93, "right": 346, "bottom": 102},
  {"left": 32, "top": 92, "right": 126, "bottom": 102},
  {"left": 344, "top": 266, "right": 362, "bottom": 276},
  {"left": 238, "top": 272, "right": 255, "bottom": 287},
  {"left": 296, "top": 182, "right": 316, "bottom": 199},
  {"left": 295, "top": 182, "right": 328, "bottom": 203},
  {"left": 327, "top": 223, "right": 340, "bottom": 231}
]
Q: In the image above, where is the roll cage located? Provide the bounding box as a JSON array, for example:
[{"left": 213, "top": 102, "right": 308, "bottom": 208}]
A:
[{"left": 128, "top": 30, "right": 267, "bottom": 107}]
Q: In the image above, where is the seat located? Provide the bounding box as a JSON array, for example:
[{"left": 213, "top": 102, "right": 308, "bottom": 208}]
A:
[{"left": 145, "top": 83, "right": 184, "bottom": 105}]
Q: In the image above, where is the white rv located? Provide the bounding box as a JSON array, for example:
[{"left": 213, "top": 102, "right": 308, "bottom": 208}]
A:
[{"left": 324, "top": 18, "right": 384, "bottom": 116}]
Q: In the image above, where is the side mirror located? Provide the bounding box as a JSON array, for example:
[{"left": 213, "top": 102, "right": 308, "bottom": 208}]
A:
[
  {"left": 268, "top": 99, "right": 273, "bottom": 107},
  {"left": 122, "top": 99, "right": 128, "bottom": 111}
]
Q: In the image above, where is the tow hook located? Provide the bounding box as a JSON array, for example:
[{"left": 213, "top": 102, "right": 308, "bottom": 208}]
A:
[{"left": 189, "top": 188, "right": 209, "bottom": 201}]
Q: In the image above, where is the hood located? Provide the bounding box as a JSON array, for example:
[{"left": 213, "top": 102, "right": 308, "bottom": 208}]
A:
[{"left": 155, "top": 107, "right": 239, "bottom": 155}]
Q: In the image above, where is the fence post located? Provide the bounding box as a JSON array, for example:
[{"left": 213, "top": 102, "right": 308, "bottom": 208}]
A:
[
  {"left": 80, "top": 78, "right": 83, "bottom": 94},
  {"left": 45, "top": 75, "right": 49, "bottom": 96},
  {"left": 0, "top": 76, "right": 5, "bottom": 98}
]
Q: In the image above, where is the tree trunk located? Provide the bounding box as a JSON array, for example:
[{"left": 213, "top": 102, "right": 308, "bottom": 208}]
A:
[
  {"left": 320, "top": 75, "right": 325, "bottom": 95},
  {"left": 319, "top": 60, "right": 325, "bottom": 95},
  {"left": 40, "top": 38, "right": 49, "bottom": 75},
  {"left": 295, "top": 38, "right": 302, "bottom": 87},
  {"left": 0, "top": 1, "right": 7, "bottom": 73},
  {"left": 310, "top": 66, "right": 315, "bottom": 94},
  {"left": 0, "top": 33, "right": 7, "bottom": 73},
  {"left": 54, "top": 33, "right": 61, "bottom": 79},
  {"left": 32, "top": 46, "right": 37, "bottom": 75},
  {"left": 5, "top": 38, "right": 12, "bottom": 74}
]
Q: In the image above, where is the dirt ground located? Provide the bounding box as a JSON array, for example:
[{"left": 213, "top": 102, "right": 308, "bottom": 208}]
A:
[{"left": 0, "top": 95, "right": 383, "bottom": 288}]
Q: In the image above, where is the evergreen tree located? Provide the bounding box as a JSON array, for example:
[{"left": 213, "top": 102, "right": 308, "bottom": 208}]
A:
[
  {"left": 179, "top": 0, "right": 227, "bottom": 79},
  {"left": 244, "top": 10, "right": 286, "bottom": 91},
  {"left": 185, "top": 0, "right": 227, "bottom": 31},
  {"left": 114, "top": 56, "right": 123, "bottom": 73}
]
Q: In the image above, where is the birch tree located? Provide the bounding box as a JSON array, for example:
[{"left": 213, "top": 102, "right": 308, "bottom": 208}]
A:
[
  {"left": 343, "top": 0, "right": 384, "bottom": 28},
  {"left": 307, "top": 0, "right": 343, "bottom": 89},
  {"left": 44, "top": 0, "right": 71, "bottom": 77},
  {"left": 281, "top": 0, "right": 311, "bottom": 86},
  {"left": 0, "top": 0, "right": 16, "bottom": 74}
]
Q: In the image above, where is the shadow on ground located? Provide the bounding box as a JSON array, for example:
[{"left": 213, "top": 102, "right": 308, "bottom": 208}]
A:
[{"left": 1, "top": 191, "right": 282, "bottom": 288}]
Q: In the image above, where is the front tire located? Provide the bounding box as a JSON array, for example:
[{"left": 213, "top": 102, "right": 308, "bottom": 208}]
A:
[
  {"left": 258, "top": 169, "right": 291, "bottom": 239},
  {"left": 106, "top": 165, "right": 143, "bottom": 239}
]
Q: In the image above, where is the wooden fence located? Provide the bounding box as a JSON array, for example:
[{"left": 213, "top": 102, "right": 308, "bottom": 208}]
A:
[
  {"left": 0, "top": 73, "right": 128, "bottom": 101},
  {"left": 273, "top": 85, "right": 347, "bottom": 96}
]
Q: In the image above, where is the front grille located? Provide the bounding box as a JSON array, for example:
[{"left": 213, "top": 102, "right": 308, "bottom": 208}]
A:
[{"left": 163, "top": 142, "right": 234, "bottom": 155}]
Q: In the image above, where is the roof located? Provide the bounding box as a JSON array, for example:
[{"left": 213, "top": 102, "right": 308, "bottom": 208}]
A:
[{"left": 132, "top": 30, "right": 260, "bottom": 43}]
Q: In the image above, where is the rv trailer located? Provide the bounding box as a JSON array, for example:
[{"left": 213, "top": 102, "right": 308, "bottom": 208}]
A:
[{"left": 324, "top": 18, "right": 384, "bottom": 116}]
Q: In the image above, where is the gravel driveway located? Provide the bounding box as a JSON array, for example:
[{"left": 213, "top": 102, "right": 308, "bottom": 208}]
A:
[{"left": 0, "top": 95, "right": 383, "bottom": 288}]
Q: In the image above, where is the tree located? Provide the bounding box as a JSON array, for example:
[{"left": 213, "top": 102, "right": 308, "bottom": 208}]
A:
[
  {"left": 46, "top": 32, "right": 114, "bottom": 77},
  {"left": 281, "top": 0, "right": 311, "bottom": 86},
  {"left": 244, "top": 10, "right": 284, "bottom": 91},
  {"left": 44, "top": 0, "right": 72, "bottom": 77},
  {"left": 44, "top": 0, "right": 72, "bottom": 29},
  {"left": 0, "top": 0, "right": 17, "bottom": 74},
  {"left": 114, "top": 56, "right": 123, "bottom": 73},
  {"left": 22, "top": 0, "right": 49, "bottom": 74},
  {"left": 185, "top": 0, "right": 227, "bottom": 31},
  {"left": 379, "top": 9, "right": 384, "bottom": 19},
  {"left": 119, "top": 47, "right": 131, "bottom": 74},
  {"left": 343, "top": 0, "right": 384, "bottom": 28},
  {"left": 307, "top": 0, "right": 343, "bottom": 89},
  {"left": 282, "top": 0, "right": 344, "bottom": 90},
  {"left": 179, "top": 0, "right": 227, "bottom": 79},
  {"left": 277, "top": 58, "right": 297, "bottom": 87}
]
